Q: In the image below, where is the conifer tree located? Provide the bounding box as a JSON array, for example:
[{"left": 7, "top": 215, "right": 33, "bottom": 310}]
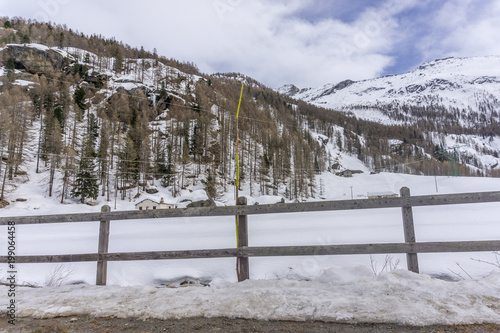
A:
[
  {"left": 71, "top": 114, "right": 99, "bottom": 203},
  {"left": 74, "top": 86, "right": 86, "bottom": 113},
  {"left": 4, "top": 58, "right": 15, "bottom": 82},
  {"left": 71, "top": 149, "right": 99, "bottom": 203}
]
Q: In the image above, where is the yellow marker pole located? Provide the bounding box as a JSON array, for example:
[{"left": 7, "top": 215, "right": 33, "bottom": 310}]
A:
[
  {"left": 235, "top": 83, "right": 244, "bottom": 199},
  {"left": 235, "top": 83, "right": 244, "bottom": 248}
]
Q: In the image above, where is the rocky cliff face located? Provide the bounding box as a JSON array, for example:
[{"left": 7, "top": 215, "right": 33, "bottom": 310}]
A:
[{"left": 2, "top": 44, "right": 70, "bottom": 76}]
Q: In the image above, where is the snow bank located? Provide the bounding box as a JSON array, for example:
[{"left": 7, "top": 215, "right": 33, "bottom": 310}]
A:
[
  {"left": 176, "top": 189, "right": 209, "bottom": 206},
  {"left": 3, "top": 269, "right": 500, "bottom": 325}
]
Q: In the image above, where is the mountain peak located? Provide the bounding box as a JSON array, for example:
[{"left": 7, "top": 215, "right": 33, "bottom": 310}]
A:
[{"left": 276, "top": 84, "right": 301, "bottom": 96}]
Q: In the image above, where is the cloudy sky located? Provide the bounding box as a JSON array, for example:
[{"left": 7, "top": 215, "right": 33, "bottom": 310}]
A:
[{"left": 1, "top": 0, "right": 500, "bottom": 88}]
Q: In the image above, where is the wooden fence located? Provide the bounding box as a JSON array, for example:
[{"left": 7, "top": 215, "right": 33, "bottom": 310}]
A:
[{"left": 1, "top": 187, "right": 500, "bottom": 285}]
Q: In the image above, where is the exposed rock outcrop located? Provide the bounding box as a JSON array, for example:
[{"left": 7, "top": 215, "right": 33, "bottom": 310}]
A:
[
  {"left": 3, "top": 44, "right": 70, "bottom": 76},
  {"left": 187, "top": 199, "right": 216, "bottom": 208},
  {"left": 146, "top": 187, "right": 159, "bottom": 194}
]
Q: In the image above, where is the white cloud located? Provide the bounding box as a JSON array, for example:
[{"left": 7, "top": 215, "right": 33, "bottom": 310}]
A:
[
  {"left": 0, "top": 0, "right": 423, "bottom": 88},
  {"left": 189, "top": 0, "right": 407, "bottom": 88},
  {"left": 417, "top": 0, "right": 500, "bottom": 60}
]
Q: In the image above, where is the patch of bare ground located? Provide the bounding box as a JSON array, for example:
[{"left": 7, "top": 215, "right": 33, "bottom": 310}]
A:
[{"left": 1, "top": 317, "right": 499, "bottom": 333}]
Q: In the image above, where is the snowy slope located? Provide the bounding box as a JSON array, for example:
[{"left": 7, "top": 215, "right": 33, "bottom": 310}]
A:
[
  {"left": 0, "top": 43, "right": 76, "bottom": 60},
  {"left": 2, "top": 172, "right": 500, "bottom": 325},
  {"left": 2, "top": 172, "right": 500, "bottom": 282},
  {"left": 2, "top": 44, "right": 500, "bottom": 326},
  {"left": 280, "top": 56, "right": 500, "bottom": 124},
  {"left": 2, "top": 270, "right": 500, "bottom": 325},
  {"left": 278, "top": 56, "right": 500, "bottom": 173},
  {"left": 64, "top": 45, "right": 201, "bottom": 100}
]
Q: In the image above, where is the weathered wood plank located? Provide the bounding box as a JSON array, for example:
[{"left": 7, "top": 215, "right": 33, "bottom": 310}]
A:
[
  {"left": 237, "top": 197, "right": 249, "bottom": 282},
  {"left": 2, "top": 191, "right": 499, "bottom": 226},
  {"left": 0, "top": 253, "right": 99, "bottom": 263},
  {"left": 412, "top": 240, "right": 500, "bottom": 253},
  {"left": 103, "top": 248, "right": 240, "bottom": 261},
  {"left": 2, "top": 241, "right": 499, "bottom": 264},
  {"left": 401, "top": 187, "right": 419, "bottom": 273},
  {"left": 244, "top": 241, "right": 500, "bottom": 257},
  {"left": 406, "top": 191, "right": 500, "bottom": 208},
  {"left": 96, "top": 205, "right": 110, "bottom": 286}
]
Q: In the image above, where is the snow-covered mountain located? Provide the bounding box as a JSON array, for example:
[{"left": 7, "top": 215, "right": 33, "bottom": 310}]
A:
[
  {"left": 1, "top": 18, "right": 499, "bottom": 214},
  {"left": 279, "top": 56, "right": 500, "bottom": 128},
  {"left": 0, "top": 39, "right": 351, "bottom": 208}
]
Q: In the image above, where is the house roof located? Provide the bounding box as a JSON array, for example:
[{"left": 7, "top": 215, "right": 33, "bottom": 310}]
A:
[
  {"left": 134, "top": 198, "right": 159, "bottom": 206},
  {"left": 134, "top": 198, "right": 175, "bottom": 207}
]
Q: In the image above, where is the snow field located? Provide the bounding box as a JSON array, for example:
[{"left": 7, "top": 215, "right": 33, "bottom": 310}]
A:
[
  {"left": 1, "top": 173, "right": 500, "bottom": 324},
  {"left": 1, "top": 270, "right": 499, "bottom": 325}
]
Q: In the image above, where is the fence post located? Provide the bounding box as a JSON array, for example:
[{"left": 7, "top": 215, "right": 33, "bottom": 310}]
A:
[
  {"left": 400, "top": 187, "right": 419, "bottom": 273},
  {"left": 237, "top": 196, "right": 249, "bottom": 281},
  {"left": 96, "top": 205, "right": 111, "bottom": 285}
]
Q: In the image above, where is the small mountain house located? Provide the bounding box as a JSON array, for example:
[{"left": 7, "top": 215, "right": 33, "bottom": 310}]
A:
[{"left": 135, "top": 198, "right": 175, "bottom": 210}]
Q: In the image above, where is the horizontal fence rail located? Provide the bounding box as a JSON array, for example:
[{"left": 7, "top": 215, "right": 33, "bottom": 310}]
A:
[
  {"left": 4, "top": 241, "right": 500, "bottom": 264},
  {"left": 1, "top": 187, "right": 499, "bottom": 284},
  {"left": 1, "top": 190, "right": 500, "bottom": 226}
]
